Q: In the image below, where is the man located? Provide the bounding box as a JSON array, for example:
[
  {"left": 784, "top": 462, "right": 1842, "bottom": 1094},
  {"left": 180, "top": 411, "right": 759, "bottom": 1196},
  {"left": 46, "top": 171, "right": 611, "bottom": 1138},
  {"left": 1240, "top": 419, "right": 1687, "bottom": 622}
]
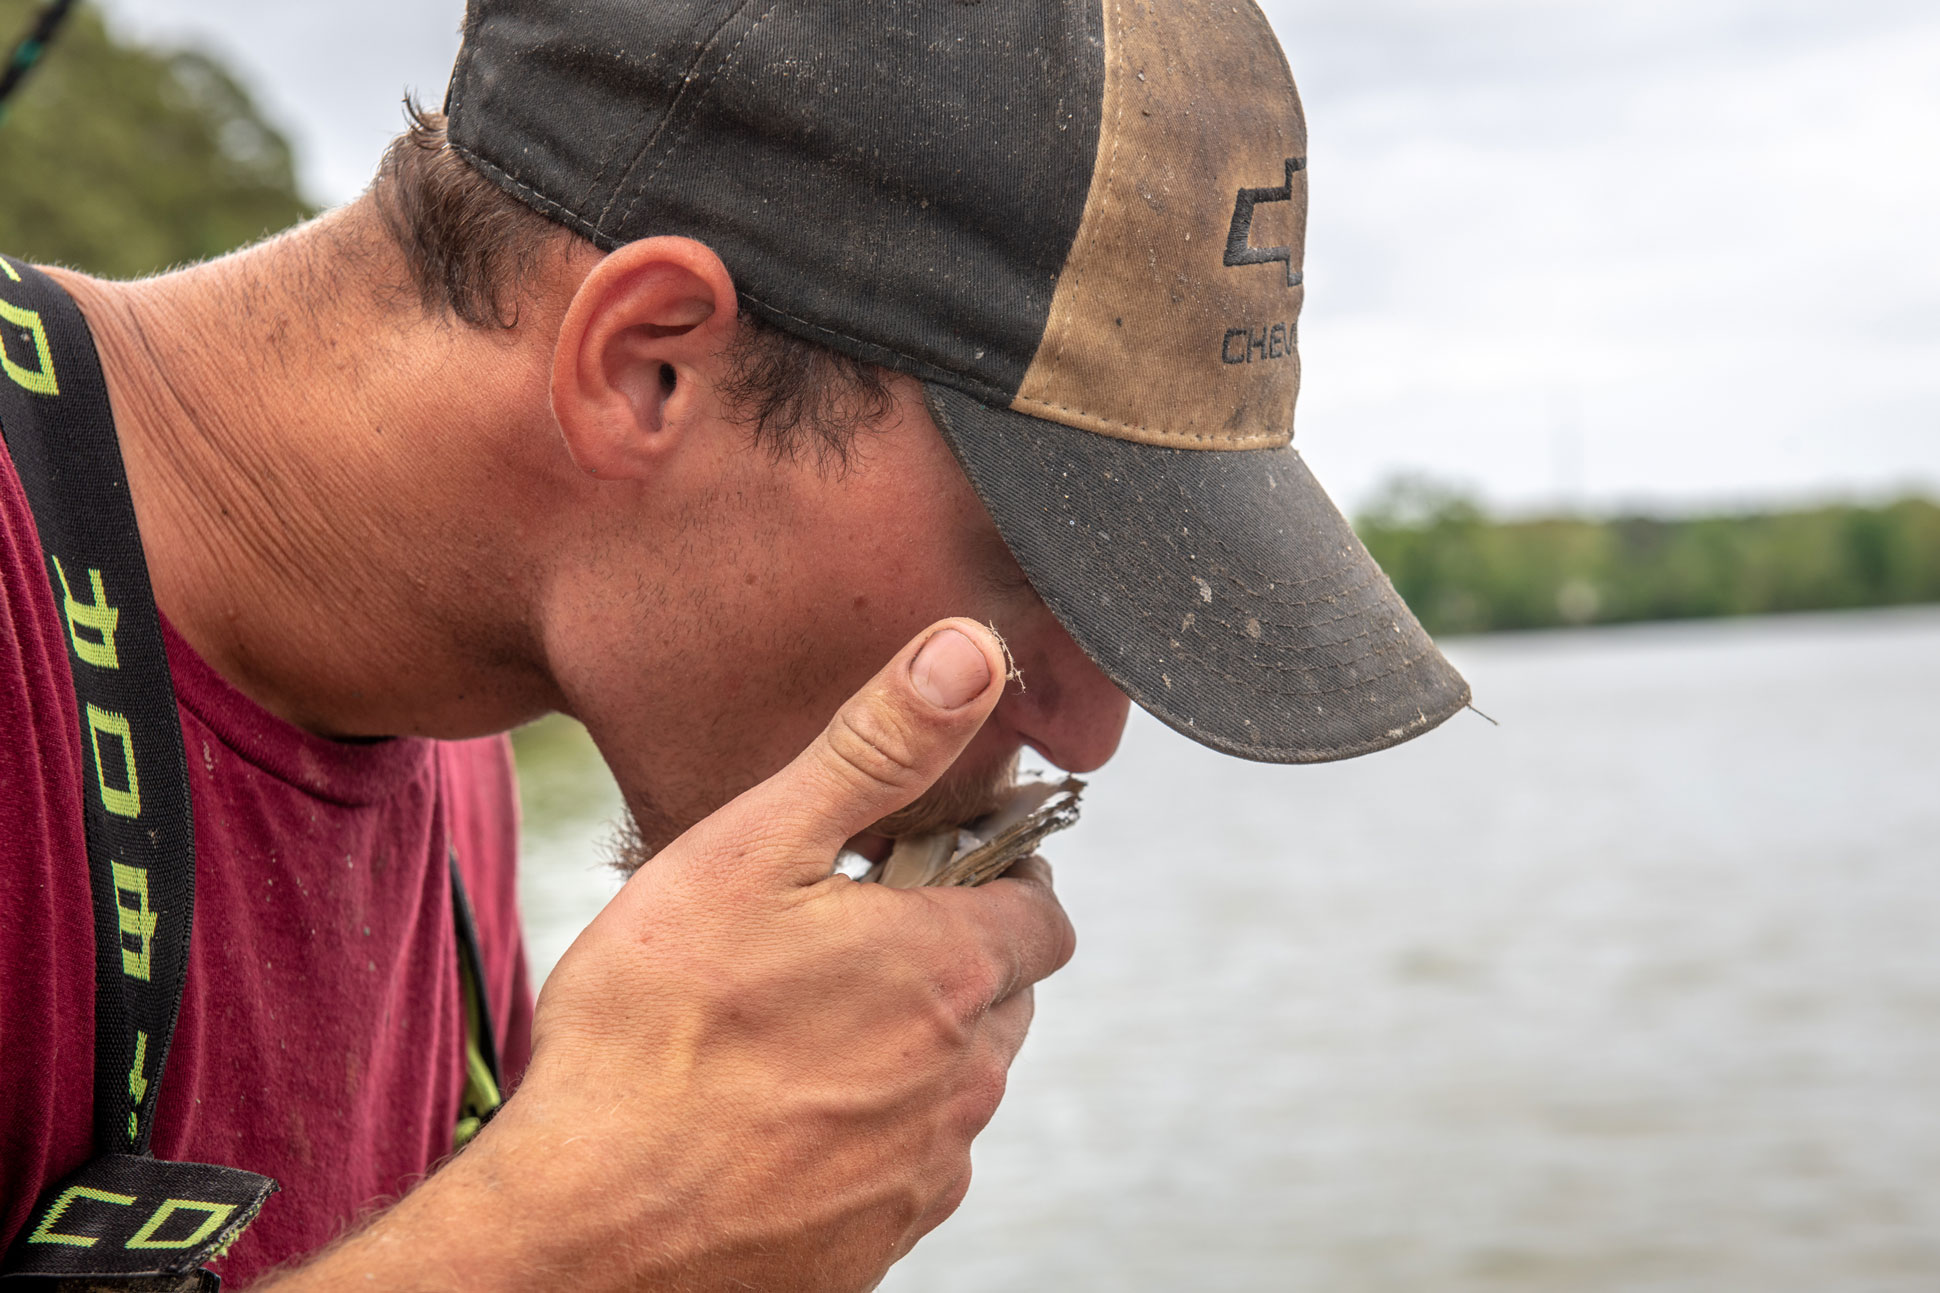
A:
[{"left": 0, "top": 0, "right": 1468, "bottom": 1288}]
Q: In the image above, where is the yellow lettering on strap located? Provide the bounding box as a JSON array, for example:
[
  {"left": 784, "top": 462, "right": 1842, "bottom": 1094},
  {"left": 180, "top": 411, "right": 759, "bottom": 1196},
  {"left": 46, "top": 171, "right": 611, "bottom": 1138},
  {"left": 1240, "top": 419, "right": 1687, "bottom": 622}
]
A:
[
  {"left": 125, "top": 1198, "right": 237, "bottom": 1251},
  {"left": 128, "top": 1028, "right": 151, "bottom": 1141},
  {"left": 111, "top": 863, "right": 156, "bottom": 982},
  {"left": 0, "top": 294, "right": 59, "bottom": 397},
  {"left": 52, "top": 557, "right": 121, "bottom": 669},
  {"left": 27, "top": 1184, "right": 137, "bottom": 1248},
  {"left": 84, "top": 705, "right": 140, "bottom": 818}
]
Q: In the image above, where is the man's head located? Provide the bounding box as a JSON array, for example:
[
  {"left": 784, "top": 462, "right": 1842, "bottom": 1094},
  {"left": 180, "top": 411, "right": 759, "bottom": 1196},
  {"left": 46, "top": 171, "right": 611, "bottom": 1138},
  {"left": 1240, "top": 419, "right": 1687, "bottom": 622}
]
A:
[
  {"left": 348, "top": 0, "right": 1469, "bottom": 850},
  {"left": 357, "top": 105, "right": 1129, "bottom": 856}
]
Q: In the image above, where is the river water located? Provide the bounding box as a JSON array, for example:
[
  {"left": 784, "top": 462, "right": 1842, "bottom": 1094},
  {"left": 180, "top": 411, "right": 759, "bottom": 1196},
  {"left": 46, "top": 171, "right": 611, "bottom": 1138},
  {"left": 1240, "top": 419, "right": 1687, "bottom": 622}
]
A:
[{"left": 510, "top": 606, "right": 1940, "bottom": 1292}]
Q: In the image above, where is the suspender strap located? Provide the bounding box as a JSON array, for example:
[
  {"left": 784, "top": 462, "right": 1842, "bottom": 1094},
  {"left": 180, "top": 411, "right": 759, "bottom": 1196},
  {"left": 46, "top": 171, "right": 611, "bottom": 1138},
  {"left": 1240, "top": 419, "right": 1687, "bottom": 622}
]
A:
[
  {"left": 0, "top": 255, "right": 190, "bottom": 1159},
  {"left": 450, "top": 851, "right": 505, "bottom": 1149},
  {"left": 0, "top": 257, "right": 274, "bottom": 1287}
]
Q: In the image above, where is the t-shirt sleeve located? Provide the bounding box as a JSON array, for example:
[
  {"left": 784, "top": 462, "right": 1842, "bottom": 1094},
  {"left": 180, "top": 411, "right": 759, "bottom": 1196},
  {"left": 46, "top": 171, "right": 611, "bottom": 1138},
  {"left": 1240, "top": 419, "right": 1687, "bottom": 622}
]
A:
[{"left": 442, "top": 735, "right": 534, "bottom": 1090}]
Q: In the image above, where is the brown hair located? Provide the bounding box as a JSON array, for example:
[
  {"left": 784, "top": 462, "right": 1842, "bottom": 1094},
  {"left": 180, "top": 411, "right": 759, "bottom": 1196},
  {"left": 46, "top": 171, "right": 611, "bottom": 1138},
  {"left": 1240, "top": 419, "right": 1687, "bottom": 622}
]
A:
[{"left": 369, "top": 101, "right": 894, "bottom": 464}]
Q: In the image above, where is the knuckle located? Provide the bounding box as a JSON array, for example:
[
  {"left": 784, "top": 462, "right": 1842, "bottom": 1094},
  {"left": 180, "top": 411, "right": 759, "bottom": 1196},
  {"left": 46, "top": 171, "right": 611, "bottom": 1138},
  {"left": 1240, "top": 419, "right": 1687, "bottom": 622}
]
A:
[
  {"left": 961, "top": 961, "right": 1008, "bottom": 1014},
  {"left": 898, "top": 1160, "right": 974, "bottom": 1256},
  {"left": 957, "top": 1059, "right": 1009, "bottom": 1135},
  {"left": 896, "top": 959, "right": 987, "bottom": 1053},
  {"left": 975, "top": 1052, "right": 1011, "bottom": 1113},
  {"left": 943, "top": 1160, "right": 974, "bottom": 1217},
  {"left": 825, "top": 703, "right": 926, "bottom": 793},
  {"left": 890, "top": 898, "right": 1012, "bottom": 1037},
  {"left": 1008, "top": 985, "right": 1038, "bottom": 1031},
  {"left": 932, "top": 926, "right": 1008, "bottom": 1016},
  {"left": 917, "top": 983, "right": 976, "bottom": 1051},
  {"left": 969, "top": 884, "right": 1075, "bottom": 986},
  {"left": 1010, "top": 882, "right": 1078, "bottom": 978},
  {"left": 1050, "top": 905, "right": 1078, "bottom": 972}
]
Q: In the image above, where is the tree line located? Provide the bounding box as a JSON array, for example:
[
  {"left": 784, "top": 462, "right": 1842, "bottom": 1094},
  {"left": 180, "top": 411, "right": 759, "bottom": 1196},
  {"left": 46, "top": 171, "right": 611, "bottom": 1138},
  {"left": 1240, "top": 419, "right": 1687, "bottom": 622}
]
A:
[{"left": 1356, "top": 478, "right": 1940, "bottom": 636}]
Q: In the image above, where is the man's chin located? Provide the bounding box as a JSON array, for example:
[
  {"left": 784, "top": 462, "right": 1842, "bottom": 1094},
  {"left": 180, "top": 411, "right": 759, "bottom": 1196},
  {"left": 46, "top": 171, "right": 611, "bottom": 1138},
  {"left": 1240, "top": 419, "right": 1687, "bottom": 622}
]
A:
[{"left": 603, "top": 811, "right": 663, "bottom": 876}]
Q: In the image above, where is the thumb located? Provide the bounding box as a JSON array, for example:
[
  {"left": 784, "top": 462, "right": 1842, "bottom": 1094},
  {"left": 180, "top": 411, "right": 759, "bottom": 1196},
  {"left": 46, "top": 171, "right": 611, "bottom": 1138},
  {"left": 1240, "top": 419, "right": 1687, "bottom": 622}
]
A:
[{"left": 697, "top": 618, "right": 1007, "bottom": 887}]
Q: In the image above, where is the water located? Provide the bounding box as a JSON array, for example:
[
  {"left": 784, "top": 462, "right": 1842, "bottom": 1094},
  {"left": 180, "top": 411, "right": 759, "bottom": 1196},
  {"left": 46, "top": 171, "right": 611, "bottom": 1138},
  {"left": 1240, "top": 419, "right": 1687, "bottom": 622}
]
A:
[{"left": 512, "top": 606, "right": 1940, "bottom": 1292}]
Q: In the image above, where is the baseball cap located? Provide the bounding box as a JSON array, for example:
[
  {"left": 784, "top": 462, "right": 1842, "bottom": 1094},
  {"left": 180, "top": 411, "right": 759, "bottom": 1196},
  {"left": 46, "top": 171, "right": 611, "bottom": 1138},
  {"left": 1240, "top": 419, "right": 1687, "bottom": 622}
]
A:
[{"left": 445, "top": 0, "right": 1470, "bottom": 762}]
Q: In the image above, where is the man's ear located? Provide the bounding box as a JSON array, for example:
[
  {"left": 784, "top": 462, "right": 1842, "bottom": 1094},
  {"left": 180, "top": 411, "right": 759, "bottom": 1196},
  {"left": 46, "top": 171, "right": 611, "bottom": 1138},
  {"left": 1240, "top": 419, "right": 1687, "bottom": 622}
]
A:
[{"left": 551, "top": 236, "right": 739, "bottom": 481}]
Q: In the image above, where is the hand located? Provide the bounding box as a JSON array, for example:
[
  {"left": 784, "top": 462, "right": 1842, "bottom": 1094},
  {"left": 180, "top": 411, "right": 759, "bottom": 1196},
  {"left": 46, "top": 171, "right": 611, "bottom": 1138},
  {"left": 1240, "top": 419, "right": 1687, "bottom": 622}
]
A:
[{"left": 261, "top": 619, "right": 1075, "bottom": 1292}]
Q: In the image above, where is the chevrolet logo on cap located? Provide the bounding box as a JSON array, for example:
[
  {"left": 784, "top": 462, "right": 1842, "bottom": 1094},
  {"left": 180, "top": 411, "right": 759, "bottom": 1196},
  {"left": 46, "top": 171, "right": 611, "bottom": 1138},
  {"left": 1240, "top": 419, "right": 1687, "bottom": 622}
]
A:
[{"left": 1225, "top": 157, "right": 1306, "bottom": 289}]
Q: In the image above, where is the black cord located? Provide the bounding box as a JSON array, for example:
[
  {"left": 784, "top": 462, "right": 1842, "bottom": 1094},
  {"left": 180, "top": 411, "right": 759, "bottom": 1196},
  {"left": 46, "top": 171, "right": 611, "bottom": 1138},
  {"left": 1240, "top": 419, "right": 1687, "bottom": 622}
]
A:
[{"left": 0, "top": 0, "right": 78, "bottom": 124}]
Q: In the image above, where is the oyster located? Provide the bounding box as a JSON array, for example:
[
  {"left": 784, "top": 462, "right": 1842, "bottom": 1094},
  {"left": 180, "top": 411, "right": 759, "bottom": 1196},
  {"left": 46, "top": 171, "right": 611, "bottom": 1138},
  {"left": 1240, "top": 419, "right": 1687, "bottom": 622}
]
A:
[{"left": 832, "top": 777, "right": 1085, "bottom": 889}]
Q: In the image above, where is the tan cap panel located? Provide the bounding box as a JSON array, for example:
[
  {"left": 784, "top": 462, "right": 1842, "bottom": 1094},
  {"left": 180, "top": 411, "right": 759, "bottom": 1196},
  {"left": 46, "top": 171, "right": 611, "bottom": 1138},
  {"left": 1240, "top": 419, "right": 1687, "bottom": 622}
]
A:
[{"left": 1013, "top": 0, "right": 1308, "bottom": 450}]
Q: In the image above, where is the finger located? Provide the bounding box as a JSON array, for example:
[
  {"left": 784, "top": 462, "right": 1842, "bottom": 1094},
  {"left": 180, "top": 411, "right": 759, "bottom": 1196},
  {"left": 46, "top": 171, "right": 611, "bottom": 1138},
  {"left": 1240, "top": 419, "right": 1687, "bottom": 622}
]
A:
[
  {"left": 901, "top": 992, "right": 1035, "bottom": 1256},
  {"left": 939, "top": 991, "right": 1034, "bottom": 1149},
  {"left": 933, "top": 864, "right": 1078, "bottom": 1006},
  {"left": 689, "top": 618, "right": 1008, "bottom": 887},
  {"left": 999, "top": 852, "right": 1053, "bottom": 889},
  {"left": 979, "top": 984, "right": 1036, "bottom": 1068},
  {"left": 901, "top": 1162, "right": 976, "bottom": 1257}
]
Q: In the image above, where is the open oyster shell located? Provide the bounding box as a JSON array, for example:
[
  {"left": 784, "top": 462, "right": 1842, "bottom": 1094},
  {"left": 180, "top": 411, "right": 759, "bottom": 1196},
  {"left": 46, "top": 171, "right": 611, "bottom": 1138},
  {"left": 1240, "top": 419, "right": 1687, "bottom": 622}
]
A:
[{"left": 832, "top": 777, "right": 1086, "bottom": 889}]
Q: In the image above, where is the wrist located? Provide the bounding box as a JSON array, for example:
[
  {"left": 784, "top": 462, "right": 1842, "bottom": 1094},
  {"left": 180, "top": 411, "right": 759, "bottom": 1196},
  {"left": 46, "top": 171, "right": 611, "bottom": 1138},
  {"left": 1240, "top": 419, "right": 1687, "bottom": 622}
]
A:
[{"left": 252, "top": 1095, "right": 665, "bottom": 1293}]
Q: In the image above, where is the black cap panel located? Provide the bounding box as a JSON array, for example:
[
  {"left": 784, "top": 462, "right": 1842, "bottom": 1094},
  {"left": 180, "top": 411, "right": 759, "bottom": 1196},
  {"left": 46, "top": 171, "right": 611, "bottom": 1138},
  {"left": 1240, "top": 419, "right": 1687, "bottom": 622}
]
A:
[
  {"left": 927, "top": 383, "right": 1471, "bottom": 762},
  {"left": 447, "top": 0, "right": 747, "bottom": 226},
  {"left": 451, "top": 0, "right": 1106, "bottom": 401}
]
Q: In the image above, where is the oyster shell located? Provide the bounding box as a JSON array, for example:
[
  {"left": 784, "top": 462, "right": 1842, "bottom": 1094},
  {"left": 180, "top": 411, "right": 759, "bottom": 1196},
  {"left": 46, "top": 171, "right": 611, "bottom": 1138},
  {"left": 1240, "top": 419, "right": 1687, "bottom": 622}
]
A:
[{"left": 837, "top": 776, "right": 1084, "bottom": 889}]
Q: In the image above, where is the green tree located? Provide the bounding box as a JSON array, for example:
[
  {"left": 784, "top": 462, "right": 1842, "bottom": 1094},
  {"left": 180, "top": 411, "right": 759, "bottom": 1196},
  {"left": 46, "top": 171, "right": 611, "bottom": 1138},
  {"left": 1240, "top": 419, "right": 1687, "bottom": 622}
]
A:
[
  {"left": 0, "top": 0, "right": 312, "bottom": 278},
  {"left": 1356, "top": 478, "right": 1940, "bottom": 635}
]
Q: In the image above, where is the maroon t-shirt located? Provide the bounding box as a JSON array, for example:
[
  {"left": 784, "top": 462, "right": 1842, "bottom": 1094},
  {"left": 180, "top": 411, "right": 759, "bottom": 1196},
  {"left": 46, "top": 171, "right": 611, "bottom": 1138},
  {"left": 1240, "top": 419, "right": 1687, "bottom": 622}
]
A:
[{"left": 0, "top": 446, "right": 534, "bottom": 1284}]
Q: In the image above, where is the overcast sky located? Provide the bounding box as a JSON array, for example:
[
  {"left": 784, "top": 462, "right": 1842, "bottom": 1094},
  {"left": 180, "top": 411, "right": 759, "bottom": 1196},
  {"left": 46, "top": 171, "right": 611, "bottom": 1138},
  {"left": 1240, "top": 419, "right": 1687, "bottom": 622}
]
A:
[{"left": 97, "top": 0, "right": 1939, "bottom": 515}]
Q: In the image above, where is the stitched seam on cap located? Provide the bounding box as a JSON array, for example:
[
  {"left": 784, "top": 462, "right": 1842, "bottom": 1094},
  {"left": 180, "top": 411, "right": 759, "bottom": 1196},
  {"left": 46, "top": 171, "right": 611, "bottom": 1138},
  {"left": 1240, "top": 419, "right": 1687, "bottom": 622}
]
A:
[
  {"left": 1202, "top": 596, "right": 1415, "bottom": 665},
  {"left": 609, "top": 0, "right": 781, "bottom": 234},
  {"left": 1010, "top": 391, "right": 1283, "bottom": 446},
  {"left": 1191, "top": 542, "right": 1391, "bottom": 602},
  {"left": 1033, "top": 0, "right": 1129, "bottom": 389},
  {"left": 740, "top": 292, "right": 1014, "bottom": 406},
  {"left": 1164, "top": 578, "right": 1407, "bottom": 654},
  {"left": 576, "top": 5, "right": 751, "bottom": 218},
  {"left": 1215, "top": 562, "right": 1393, "bottom": 622},
  {"left": 452, "top": 144, "right": 614, "bottom": 247},
  {"left": 592, "top": 0, "right": 771, "bottom": 232}
]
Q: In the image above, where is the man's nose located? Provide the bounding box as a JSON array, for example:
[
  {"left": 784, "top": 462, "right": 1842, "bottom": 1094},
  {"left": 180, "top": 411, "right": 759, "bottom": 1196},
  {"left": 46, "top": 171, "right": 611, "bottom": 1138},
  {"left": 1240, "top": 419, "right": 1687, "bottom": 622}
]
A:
[{"left": 998, "top": 618, "right": 1132, "bottom": 774}]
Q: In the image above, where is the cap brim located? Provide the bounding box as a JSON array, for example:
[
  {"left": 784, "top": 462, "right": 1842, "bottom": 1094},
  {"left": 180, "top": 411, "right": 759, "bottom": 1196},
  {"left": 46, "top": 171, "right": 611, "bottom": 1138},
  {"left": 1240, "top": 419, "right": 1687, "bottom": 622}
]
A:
[{"left": 924, "top": 384, "right": 1471, "bottom": 763}]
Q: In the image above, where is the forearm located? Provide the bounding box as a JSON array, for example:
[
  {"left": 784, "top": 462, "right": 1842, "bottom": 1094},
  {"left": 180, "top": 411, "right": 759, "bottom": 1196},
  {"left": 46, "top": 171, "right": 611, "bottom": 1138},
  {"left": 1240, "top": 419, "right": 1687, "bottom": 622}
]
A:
[
  {"left": 250, "top": 1136, "right": 570, "bottom": 1291},
  {"left": 251, "top": 1081, "right": 925, "bottom": 1293},
  {"left": 252, "top": 1113, "right": 658, "bottom": 1293}
]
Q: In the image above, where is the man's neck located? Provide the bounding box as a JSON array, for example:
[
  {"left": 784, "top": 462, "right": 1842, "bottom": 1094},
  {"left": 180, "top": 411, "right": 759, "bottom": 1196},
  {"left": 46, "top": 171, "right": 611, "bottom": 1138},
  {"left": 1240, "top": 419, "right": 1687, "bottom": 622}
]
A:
[{"left": 47, "top": 207, "right": 572, "bottom": 739}]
